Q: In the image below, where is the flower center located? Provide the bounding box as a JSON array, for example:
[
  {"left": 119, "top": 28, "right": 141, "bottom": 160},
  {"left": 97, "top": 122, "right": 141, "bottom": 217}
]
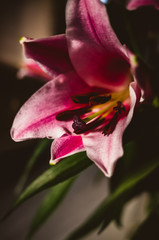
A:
[{"left": 56, "top": 89, "right": 129, "bottom": 136}]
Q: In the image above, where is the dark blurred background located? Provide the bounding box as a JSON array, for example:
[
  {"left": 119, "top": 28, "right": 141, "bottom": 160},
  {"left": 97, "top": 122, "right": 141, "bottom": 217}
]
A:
[{"left": 0, "top": 1, "right": 158, "bottom": 239}]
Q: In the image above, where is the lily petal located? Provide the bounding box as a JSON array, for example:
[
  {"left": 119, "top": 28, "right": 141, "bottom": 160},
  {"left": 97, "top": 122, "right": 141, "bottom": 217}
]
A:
[
  {"left": 66, "top": 0, "right": 130, "bottom": 91},
  {"left": 11, "top": 71, "right": 91, "bottom": 141},
  {"left": 17, "top": 58, "right": 52, "bottom": 81},
  {"left": 82, "top": 84, "right": 137, "bottom": 177},
  {"left": 20, "top": 34, "right": 74, "bottom": 78},
  {"left": 127, "top": 0, "right": 159, "bottom": 10},
  {"left": 50, "top": 134, "right": 85, "bottom": 164}
]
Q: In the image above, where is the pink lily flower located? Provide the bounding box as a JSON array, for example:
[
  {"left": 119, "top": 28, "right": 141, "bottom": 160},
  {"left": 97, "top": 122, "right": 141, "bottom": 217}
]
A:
[
  {"left": 126, "top": 0, "right": 159, "bottom": 10},
  {"left": 11, "top": 0, "right": 141, "bottom": 177},
  {"left": 100, "top": 0, "right": 159, "bottom": 9}
]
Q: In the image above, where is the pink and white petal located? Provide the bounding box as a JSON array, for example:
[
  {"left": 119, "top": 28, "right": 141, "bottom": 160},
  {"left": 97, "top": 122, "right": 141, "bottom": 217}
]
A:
[
  {"left": 50, "top": 134, "right": 85, "bottom": 165},
  {"left": 20, "top": 34, "right": 74, "bottom": 78},
  {"left": 127, "top": 0, "right": 159, "bottom": 10},
  {"left": 17, "top": 58, "right": 52, "bottom": 81},
  {"left": 82, "top": 84, "right": 137, "bottom": 177},
  {"left": 66, "top": 0, "right": 130, "bottom": 91},
  {"left": 11, "top": 71, "right": 91, "bottom": 141}
]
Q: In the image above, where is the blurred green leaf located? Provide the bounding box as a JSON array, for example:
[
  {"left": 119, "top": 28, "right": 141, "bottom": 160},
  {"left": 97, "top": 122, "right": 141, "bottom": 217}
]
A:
[
  {"left": 153, "top": 96, "right": 159, "bottom": 108},
  {"left": 66, "top": 157, "right": 159, "bottom": 240},
  {"left": 26, "top": 177, "right": 75, "bottom": 240},
  {"left": 3, "top": 152, "right": 92, "bottom": 219},
  {"left": 14, "top": 139, "right": 50, "bottom": 196}
]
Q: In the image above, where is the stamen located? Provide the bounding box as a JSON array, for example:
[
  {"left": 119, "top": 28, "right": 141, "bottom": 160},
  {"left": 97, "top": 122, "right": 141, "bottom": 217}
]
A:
[
  {"left": 102, "top": 101, "right": 125, "bottom": 136},
  {"left": 102, "top": 112, "right": 118, "bottom": 136},
  {"left": 72, "top": 115, "right": 87, "bottom": 132},
  {"left": 113, "top": 101, "right": 125, "bottom": 114},
  {"left": 89, "top": 94, "right": 111, "bottom": 106},
  {"left": 83, "top": 101, "right": 116, "bottom": 123},
  {"left": 74, "top": 116, "right": 105, "bottom": 134},
  {"left": 71, "top": 92, "right": 98, "bottom": 104},
  {"left": 56, "top": 88, "right": 129, "bottom": 136},
  {"left": 56, "top": 106, "right": 91, "bottom": 121}
]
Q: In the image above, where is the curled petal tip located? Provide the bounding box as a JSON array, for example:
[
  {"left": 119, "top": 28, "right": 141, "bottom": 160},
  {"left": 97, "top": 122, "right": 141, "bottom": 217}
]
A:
[
  {"left": 19, "top": 36, "right": 33, "bottom": 44},
  {"left": 10, "top": 128, "right": 15, "bottom": 140},
  {"left": 130, "top": 55, "right": 138, "bottom": 68},
  {"left": 10, "top": 128, "right": 19, "bottom": 142},
  {"left": 19, "top": 37, "right": 27, "bottom": 44},
  {"left": 49, "top": 159, "right": 57, "bottom": 166}
]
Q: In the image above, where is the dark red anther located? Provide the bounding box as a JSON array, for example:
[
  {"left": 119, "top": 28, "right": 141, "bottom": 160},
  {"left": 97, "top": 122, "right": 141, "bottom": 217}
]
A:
[
  {"left": 113, "top": 101, "right": 125, "bottom": 114},
  {"left": 102, "top": 102, "right": 125, "bottom": 136},
  {"left": 102, "top": 112, "right": 118, "bottom": 136},
  {"left": 71, "top": 92, "right": 98, "bottom": 104},
  {"left": 56, "top": 106, "right": 91, "bottom": 121},
  {"left": 72, "top": 115, "right": 87, "bottom": 132},
  {"left": 89, "top": 94, "right": 111, "bottom": 106},
  {"left": 74, "top": 116, "right": 105, "bottom": 134}
]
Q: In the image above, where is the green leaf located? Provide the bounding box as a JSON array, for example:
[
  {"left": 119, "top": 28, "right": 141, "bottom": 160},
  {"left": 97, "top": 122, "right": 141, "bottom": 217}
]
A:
[
  {"left": 153, "top": 96, "right": 159, "bottom": 108},
  {"left": 14, "top": 139, "right": 50, "bottom": 196},
  {"left": 66, "top": 158, "right": 159, "bottom": 240},
  {"left": 3, "top": 152, "right": 92, "bottom": 219},
  {"left": 26, "top": 177, "right": 75, "bottom": 240}
]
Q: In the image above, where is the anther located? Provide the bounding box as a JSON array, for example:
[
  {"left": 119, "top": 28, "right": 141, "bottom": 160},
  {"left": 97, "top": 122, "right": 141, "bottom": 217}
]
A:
[
  {"left": 72, "top": 115, "right": 87, "bottom": 132},
  {"left": 56, "top": 107, "right": 91, "bottom": 121},
  {"left": 74, "top": 116, "right": 105, "bottom": 134},
  {"left": 102, "top": 102, "right": 125, "bottom": 136},
  {"left": 71, "top": 92, "right": 98, "bottom": 104},
  {"left": 89, "top": 94, "right": 111, "bottom": 106},
  {"left": 113, "top": 101, "right": 125, "bottom": 114},
  {"left": 102, "top": 112, "right": 118, "bottom": 136}
]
